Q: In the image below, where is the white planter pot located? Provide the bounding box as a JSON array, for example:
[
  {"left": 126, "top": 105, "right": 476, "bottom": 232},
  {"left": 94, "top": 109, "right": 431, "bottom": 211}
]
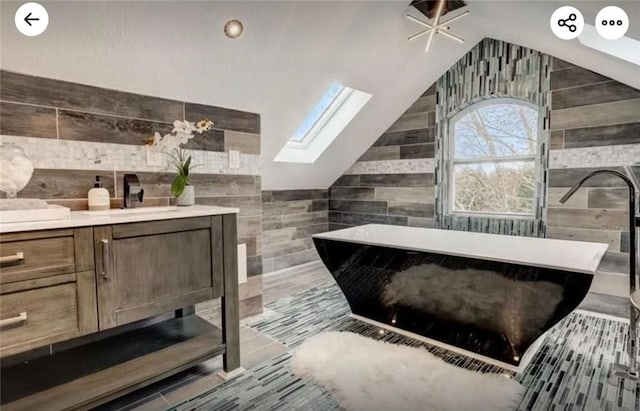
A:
[{"left": 176, "top": 185, "right": 195, "bottom": 206}]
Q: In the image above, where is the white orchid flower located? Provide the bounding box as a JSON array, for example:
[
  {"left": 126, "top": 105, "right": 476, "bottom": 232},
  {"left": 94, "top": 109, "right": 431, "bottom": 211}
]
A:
[
  {"left": 184, "top": 122, "right": 196, "bottom": 134},
  {"left": 172, "top": 120, "right": 192, "bottom": 134},
  {"left": 196, "top": 119, "right": 213, "bottom": 133},
  {"left": 152, "top": 118, "right": 211, "bottom": 155}
]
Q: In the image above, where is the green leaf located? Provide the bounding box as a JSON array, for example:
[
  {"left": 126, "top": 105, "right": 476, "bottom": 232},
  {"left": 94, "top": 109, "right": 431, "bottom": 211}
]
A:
[
  {"left": 183, "top": 155, "right": 192, "bottom": 177},
  {"left": 171, "top": 174, "right": 189, "bottom": 197},
  {"left": 166, "top": 151, "right": 184, "bottom": 174}
]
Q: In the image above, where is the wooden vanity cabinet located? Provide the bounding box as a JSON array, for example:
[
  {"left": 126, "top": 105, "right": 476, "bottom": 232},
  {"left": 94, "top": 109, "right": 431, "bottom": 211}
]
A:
[
  {"left": 1, "top": 211, "right": 240, "bottom": 411},
  {"left": 94, "top": 216, "right": 224, "bottom": 330}
]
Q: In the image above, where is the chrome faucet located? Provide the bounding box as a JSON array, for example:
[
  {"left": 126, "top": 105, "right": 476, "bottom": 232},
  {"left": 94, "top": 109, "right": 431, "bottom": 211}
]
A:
[
  {"left": 560, "top": 167, "right": 640, "bottom": 381},
  {"left": 123, "top": 174, "right": 144, "bottom": 208}
]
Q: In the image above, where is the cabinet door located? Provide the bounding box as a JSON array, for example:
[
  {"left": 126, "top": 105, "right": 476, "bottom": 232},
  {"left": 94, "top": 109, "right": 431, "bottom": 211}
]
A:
[{"left": 94, "top": 219, "right": 215, "bottom": 330}]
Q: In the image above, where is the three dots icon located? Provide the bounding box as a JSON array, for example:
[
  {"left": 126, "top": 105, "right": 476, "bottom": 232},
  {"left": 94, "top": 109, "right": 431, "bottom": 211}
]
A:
[
  {"left": 601, "top": 20, "right": 623, "bottom": 27},
  {"left": 596, "top": 6, "right": 629, "bottom": 40}
]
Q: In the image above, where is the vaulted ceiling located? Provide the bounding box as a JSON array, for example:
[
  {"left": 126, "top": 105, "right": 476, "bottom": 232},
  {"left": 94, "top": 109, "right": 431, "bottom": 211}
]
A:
[{"left": 1, "top": 1, "right": 638, "bottom": 190}]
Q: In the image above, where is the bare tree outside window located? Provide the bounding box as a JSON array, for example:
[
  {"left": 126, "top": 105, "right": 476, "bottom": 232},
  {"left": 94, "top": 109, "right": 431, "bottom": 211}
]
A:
[{"left": 449, "top": 100, "right": 539, "bottom": 216}]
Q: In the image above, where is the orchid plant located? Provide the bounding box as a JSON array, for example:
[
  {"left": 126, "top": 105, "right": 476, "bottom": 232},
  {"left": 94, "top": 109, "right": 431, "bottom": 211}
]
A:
[{"left": 147, "top": 118, "right": 213, "bottom": 197}]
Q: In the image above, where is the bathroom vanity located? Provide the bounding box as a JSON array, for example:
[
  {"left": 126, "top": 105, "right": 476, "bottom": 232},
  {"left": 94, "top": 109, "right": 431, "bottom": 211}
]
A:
[{"left": 0, "top": 206, "right": 240, "bottom": 410}]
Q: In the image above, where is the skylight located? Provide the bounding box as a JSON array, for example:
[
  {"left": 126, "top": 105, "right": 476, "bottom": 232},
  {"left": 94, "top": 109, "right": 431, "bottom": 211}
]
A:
[
  {"left": 290, "top": 83, "right": 345, "bottom": 143},
  {"left": 275, "top": 83, "right": 372, "bottom": 164},
  {"left": 578, "top": 24, "right": 640, "bottom": 66}
]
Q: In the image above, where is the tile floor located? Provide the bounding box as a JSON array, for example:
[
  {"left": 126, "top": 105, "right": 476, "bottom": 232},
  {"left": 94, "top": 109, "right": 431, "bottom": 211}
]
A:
[
  {"left": 99, "top": 261, "right": 638, "bottom": 411},
  {"left": 174, "top": 282, "right": 639, "bottom": 411}
]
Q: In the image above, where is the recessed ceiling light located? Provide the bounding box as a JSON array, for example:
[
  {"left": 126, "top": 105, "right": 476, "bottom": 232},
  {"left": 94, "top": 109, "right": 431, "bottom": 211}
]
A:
[{"left": 224, "top": 19, "right": 244, "bottom": 39}]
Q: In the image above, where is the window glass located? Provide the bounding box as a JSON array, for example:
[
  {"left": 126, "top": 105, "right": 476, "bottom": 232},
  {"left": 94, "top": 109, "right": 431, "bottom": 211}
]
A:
[
  {"left": 452, "top": 162, "right": 536, "bottom": 214},
  {"left": 453, "top": 103, "right": 538, "bottom": 159},
  {"left": 449, "top": 100, "right": 539, "bottom": 216},
  {"left": 290, "top": 83, "right": 345, "bottom": 143}
]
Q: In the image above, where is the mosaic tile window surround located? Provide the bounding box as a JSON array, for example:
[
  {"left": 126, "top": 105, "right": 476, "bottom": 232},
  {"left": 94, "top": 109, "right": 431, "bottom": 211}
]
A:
[{"left": 434, "top": 38, "right": 552, "bottom": 237}]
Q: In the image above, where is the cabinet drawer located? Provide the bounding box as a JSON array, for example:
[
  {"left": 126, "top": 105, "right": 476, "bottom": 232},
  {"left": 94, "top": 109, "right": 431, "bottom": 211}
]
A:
[
  {"left": 0, "top": 283, "right": 79, "bottom": 356},
  {"left": 0, "top": 236, "right": 76, "bottom": 284}
]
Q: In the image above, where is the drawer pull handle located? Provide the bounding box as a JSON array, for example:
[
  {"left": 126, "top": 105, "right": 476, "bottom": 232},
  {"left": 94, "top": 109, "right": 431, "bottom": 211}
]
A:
[
  {"left": 0, "top": 312, "right": 27, "bottom": 329},
  {"left": 0, "top": 252, "right": 24, "bottom": 265},
  {"left": 101, "top": 239, "right": 110, "bottom": 279}
]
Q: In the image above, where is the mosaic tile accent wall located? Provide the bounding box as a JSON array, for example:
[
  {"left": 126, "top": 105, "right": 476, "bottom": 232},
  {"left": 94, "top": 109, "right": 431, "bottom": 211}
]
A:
[
  {"left": 0, "top": 70, "right": 264, "bottom": 317},
  {"left": 329, "top": 38, "right": 640, "bottom": 298},
  {"left": 434, "top": 38, "right": 552, "bottom": 237},
  {"left": 344, "top": 158, "right": 434, "bottom": 175},
  {"left": 261, "top": 189, "right": 328, "bottom": 272}
]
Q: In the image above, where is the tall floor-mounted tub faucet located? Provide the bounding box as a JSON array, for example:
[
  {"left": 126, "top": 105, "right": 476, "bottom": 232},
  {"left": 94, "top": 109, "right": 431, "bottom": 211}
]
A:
[{"left": 560, "top": 167, "right": 640, "bottom": 382}]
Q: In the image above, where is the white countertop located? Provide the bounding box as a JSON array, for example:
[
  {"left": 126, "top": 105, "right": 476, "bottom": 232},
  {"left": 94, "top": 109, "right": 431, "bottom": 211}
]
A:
[
  {"left": 313, "top": 224, "right": 609, "bottom": 275},
  {"left": 0, "top": 205, "right": 239, "bottom": 234}
]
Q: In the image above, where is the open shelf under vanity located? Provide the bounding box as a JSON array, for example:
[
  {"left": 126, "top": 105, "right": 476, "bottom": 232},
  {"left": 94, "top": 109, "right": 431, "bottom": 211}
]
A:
[{"left": 1, "top": 315, "right": 224, "bottom": 410}]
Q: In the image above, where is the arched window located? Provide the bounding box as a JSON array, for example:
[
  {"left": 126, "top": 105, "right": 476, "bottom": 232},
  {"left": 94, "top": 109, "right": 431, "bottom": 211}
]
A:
[{"left": 448, "top": 99, "right": 540, "bottom": 216}]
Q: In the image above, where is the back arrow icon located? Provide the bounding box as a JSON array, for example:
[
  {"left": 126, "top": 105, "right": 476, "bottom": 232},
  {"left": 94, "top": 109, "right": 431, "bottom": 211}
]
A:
[{"left": 24, "top": 12, "right": 39, "bottom": 26}]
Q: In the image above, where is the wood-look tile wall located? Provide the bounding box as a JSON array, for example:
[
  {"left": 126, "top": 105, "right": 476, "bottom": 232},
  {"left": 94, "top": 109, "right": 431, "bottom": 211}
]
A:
[
  {"left": 262, "top": 190, "right": 328, "bottom": 272},
  {"left": 546, "top": 58, "right": 640, "bottom": 276},
  {"left": 329, "top": 85, "right": 436, "bottom": 231},
  {"left": 0, "top": 70, "right": 264, "bottom": 317}
]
